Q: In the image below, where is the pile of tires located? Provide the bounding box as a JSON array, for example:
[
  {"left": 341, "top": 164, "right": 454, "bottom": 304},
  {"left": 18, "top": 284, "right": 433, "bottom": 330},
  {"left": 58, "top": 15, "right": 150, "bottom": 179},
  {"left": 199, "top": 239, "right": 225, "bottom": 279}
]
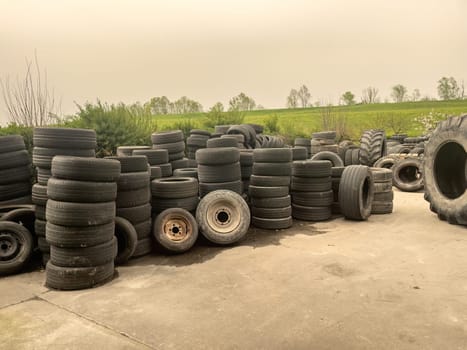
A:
[
  {"left": 151, "top": 130, "right": 188, "bottom": 172},
  {"left": 370, "top": 168, "right": 394, "bottom": 214},
  {"left": 359, "top": 129, "right": 387, "bottom": 166},
  {"left": 45, "top": 156, "right": 120, "bottom": 290},
  {"left": 255, "top": 134, "right": 284, "bottom": 148},
  {"left": 109, "top": 156, "right": 152, "bottom": 260},
  {"left": 339, "top": 165, "right": 374, "bottom": 221},
  {"left": 207, "top": 136, "right": 238, "bottom": 148},
  {"left": 392, "top": 157, "right": 423, "bottom": 192},
  {"left": 0, "top": 135, "right": 32, "bottom": 205},
  {"left": 117, "top": 145, "right": 151, "bottom": 156},
  {"left": 226, "top": 124, "right": 257, "bottom": 149},
  {"left": 424, "top": 114, "right": 466, "bottom": 226},
  {"left": 186, "top": 129, "right": 210, "bottom": 166},
  {"left": 290, "top": 160, "right": 333, "bottom": 221},
  {"left": 374, "top": 155, "right": 398, "bottom": 170},
  {"left": 294, "top": 138, "right": 311, "bottom": 158},
  {"left": 214, "top": 125, "right": 231, "bottom": 135},
  {"left": 196, "top": 147, "right": 242, "bottom": 197},
  {"left": 249, "top": 148, "right": 292, "bottom": 229},
  {"left": 331, "top": 167, "right": 344, "bottom": 214},
  {"left": 292, "top": 147, "right": 308, "bottom": 161},
  {"left": 32, "top": 127, "right": 96, "bottom": 262},
  {"left": 132, "top": 149, "right": 167, "bottom": 180},
  {"left": 240, "top": 151, "right": 253, "bottom": 195},
  {"left": 311, "top": 150, "right": 344, "bottom": 167},
  {"left": 310, "top": 131, "right": 337, "bottom": 156},
  {"left": 151, "top": 177, "right": 199, "bottom": 215}
]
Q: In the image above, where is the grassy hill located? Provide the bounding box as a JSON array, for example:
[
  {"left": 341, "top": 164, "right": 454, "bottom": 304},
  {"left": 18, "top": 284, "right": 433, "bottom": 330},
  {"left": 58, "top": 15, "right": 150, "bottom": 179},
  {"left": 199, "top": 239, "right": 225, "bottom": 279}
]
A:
[{"left": 155, "top": 99, "right": 467, "bottom": 141}]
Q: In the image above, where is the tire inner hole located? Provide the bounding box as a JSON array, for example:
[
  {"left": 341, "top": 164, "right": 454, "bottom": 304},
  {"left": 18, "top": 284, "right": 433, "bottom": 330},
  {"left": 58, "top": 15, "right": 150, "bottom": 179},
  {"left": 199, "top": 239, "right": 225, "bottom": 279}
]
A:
[
  {"left": 171, "top": 225, "right": 180, "bottom": 234},
  {"left": 400, "top": 165, "right": 421, "bottom": 183}
]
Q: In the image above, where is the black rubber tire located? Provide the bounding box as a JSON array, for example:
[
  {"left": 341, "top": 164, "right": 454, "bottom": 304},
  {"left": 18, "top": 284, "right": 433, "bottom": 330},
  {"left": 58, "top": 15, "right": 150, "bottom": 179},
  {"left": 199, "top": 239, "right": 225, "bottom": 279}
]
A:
[
  {"left": 214, "top": 125, "right": 231, "bottom": 134},
  {"left": 33, "top": 127, "right": 96, "bottom": 149},
  {"left": 251, "top": 216, "right": 292, "bottom": 230},
  {"left": 371, "top": 201, "right": 394, "bottom": 214},
  {"left": 253, "top": 148, "right": 293, "bottom": 163},
  {"left": 310, "top": 151, "right": 344, "bottom": 167},
  {"left": 374, "top": 191, "right": 394, "bottom": 202},
  {"left": 251, "top": 206, "right": 292, "bottom": 219},
  {"left": 292, "top": 160, "right": 332, "bottom": 178},
  {"left": 35, "top": 204, "right": 46, "bottom": 220},
  {"left": 370, "top": 168, "right": 393, "bottom": 182},
  {"left": 196, "top": 190, "right": 250, "bottom": 245},
  {"left": 151, "top": 196, "right": 199, "bottom": 213},
  {"left": 344, "top": 148, "right": 353, "bottom": 166},
  {"left": 106, "top": 155, "right": 150, "bottom": 172},
  {"left": 114, "top": 217, "right": 137, "bottom": 265},
  {"left": 173, "top": 168, "right": 198, "bottom": 179},
  {"left": 133, "top": 219, "right": 152, "bottom": 239},
  {"left": 51, "top": 156, "right": 121, "bottom": 182},
  {"left": 0, "top": 221, "right": 34, "bottom": 276},
  {"left": 392, "top": 158, "right": 423, "bottom": 192},
  {"left": 0, "top": 135, "right": 26, "bottom": 153},
  {"left": 292, "top": 147, "right": 308, "bottom": 160},
  {"left": 171, "top": 158, "right": 189, "bottom": 170},
  {"left": 116, "top": 187, "right": 151, "bottom": 208},
  {"left": 33, "top": 147, "right": 95, "bottom": 169},
  {"left": 240, "top": 166, "right": 252, "bottom": 180},
  {"left": 198, "top": 163, "right": 241, "bottom": 183},
  {"left": 291, "top": 190, "right": 333, "bottom": 207},
  {"left": 117, "top": 171, "right": 150, "bottom": 191},
  {"left": 239, "top": 151, "right": 254, "bottom": 166},
  {"left": 199, "top": 181, "right": 243, "bottom": 197},
  {"left": 207, "top": 138, "right": 238, "bottom": 148},
  {"left": 331, "top": 167, "right": 345, "bottom": 177},
  {"left": 51, "top": 237, "right": 116, "bottom": 267},
  {"left": 0, "top": 182, "right": 31, "bottom": 201},
  {"left": 47, "top": 178, "right": 117, "bottom": 203},
  {"left": 46, "top": 200, "right": 116, "bottom": 226},
  {"left": 339, "top": 165, "right": 374, "bottom": 220},
  {"left": 153, "top": 208, "right": 198, "bottom": 253},
  {"left": 291, "top": 177, "right": 332, "bottom": 192},
  {"left": 45, "top": 260, "right": 114, "bottom": 290},
  {"left": 351, "top": 148, "right": 360, "bottom": 165},
  {"left": 38, "top": 236, "right": 50, "bottom": 252},
  {"left": 250, "top": 175, "right": 291, "bottom": 187},
  {"left": 252, "top": 162, "right": 292, "bottom": 176},
  {"left": 0, "top": 208, "right": 35, "bottom": 235},
  {"left": 34, "top": 219, "right": 46, "bottom": 237},
  {"left": 132, "top": 237, "right": 153, "bottom": 258},
  {"left": 291, "top": 204, "right": 332, "bottom": 221},
  {"left": 190, "top": 129, "right": 211, "bottom": 137},
  {"left": 37, "top": 168, "right": 51, "bottom": 185},
  {"left": 151, "top": 130, "right": 184, "bottom": 144},
  {"left": 151, "top": 177, "right": 199, "bottom": 198},
  {"left": 359, "top": 130, "right": 387, "bottom": 166},
  {"left": 250, "top": 195, "right": 291, "bottom": 209},
  {"left": 196, "top": 147, "right": 240, "bottom": 165},
  {"left": 159, "top": 163, "right": 173, "bottom": 177},
  {"left": 131, "top": 150, "right": 169, "bottom": 165},
  {"left": 423, "top": 115, "right": 467, "bottom": 225},
  {"left": 32, "top": 184, "right": 48, "bottom": 205},
  {"left": 150, "top": 166, "right": 163, "bottom": 180},
  {"left": 312, "top": 131, "right": 336, "bottom": 140},
  {"left": 116, "top": 146, "right": 151, "bottom": 157},
  {"left": 46, "top": 221, "right": 115, "bottom": 248},
  {"left": 373, "top": 155, "right": 397, "bottom": 169},
  {"left": 0, "top": 150, "right": 30, "bottom": 170},
  {"left": 248, "top": 186, "right": 289, "bottom": 198},
  {"left": 152, "top": 141, "right": 185, "bottom": 154},
  {"left": 374, "top": 182, "right": 393, "bottom": 192},
  {"left": 116, "top": 203, "right": 152, "bottom": 224},
  {"left": 0, "top": 166, "right": 32, "bottom": 185}
]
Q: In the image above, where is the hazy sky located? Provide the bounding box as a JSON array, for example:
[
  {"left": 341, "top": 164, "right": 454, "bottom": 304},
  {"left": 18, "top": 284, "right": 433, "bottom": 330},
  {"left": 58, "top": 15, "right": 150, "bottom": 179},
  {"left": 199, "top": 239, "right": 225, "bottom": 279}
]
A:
[{"left": 1, "top": 0, "right": 466, "bottom": 124}]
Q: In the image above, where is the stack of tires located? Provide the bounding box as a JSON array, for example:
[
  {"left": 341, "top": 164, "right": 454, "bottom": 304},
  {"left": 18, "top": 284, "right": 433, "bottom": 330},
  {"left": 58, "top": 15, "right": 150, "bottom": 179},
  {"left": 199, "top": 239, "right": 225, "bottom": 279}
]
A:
[
  {"left": 294, "top": 138, "right": 311, "bottom": 158},
  {"left": 370, "top": 168, "right": 394, "bottom": 214},
  {"left": 292, "top": 147, "right": 308, "bottom": 161},
  {"left": 45, "top": 156, "right": 120, "bottom": 290},
  {"left": 186, "top": 129, "right": 210, "bottom": 166},
  {"left": 117, "top": 146, "right": 151, "bottom": 156},
  {"left": 310, "top": 131, "right": 338, "bottom": 156},
  {"left": 226, "top": 124, "right": 257, "bottom": 149},
  {"left": 132, "top": 149, "right": 167, "bottom": 180},
  {"left": 196, "top": 147, "right": 242, "bottom": 197},
  {"left": 290, "top": 161, "right": 333, "bottom": 221},
  {"left": 110, "top": 156, "right": 153, "bottom": 259},
  {"left": 151, "top": 130, "right": 188, "bottom": 172},
  {"left": 0, "top": 135, "right": 32, "bottom": 205},
  {"left": 249, "top": 148, "right": 293, "bottom": 229},
  {"left": 32, "top": 127, "right": 96, "bottom": 262},
  {"left": 240, "top": 151, "right": 253, "bottom": 195},
  {"left": 151, "top": 177, "right": 199, "bottom": 215},
  {"left": 331, "top": 167, "right": 345, "bottom": 214},
  {"left": 359, "top": 129, "right": 387, "bottom": 166}
]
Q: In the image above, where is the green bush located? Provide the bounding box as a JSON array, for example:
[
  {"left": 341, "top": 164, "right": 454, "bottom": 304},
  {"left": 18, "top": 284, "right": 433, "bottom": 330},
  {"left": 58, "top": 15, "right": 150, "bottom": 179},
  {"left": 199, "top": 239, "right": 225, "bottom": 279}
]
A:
[
  {"left": 264, "top": 114, "right": 280, "bottom": 134},
  {"left": 65, "top": 101, "right": 157, "bottom": 157},
  {"left": 162, "top": 118, "right": 199, "bottom": 139},
  {"left": 202, "top": 109, "right": 245, "bottom": 129}
]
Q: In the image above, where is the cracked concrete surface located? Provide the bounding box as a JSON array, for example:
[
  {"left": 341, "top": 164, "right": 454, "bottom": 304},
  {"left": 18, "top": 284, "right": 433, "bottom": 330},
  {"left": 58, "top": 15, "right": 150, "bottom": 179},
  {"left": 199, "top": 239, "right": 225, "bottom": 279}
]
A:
[{"left": 1, "top": 190, "right": 466, "bottom": 349}]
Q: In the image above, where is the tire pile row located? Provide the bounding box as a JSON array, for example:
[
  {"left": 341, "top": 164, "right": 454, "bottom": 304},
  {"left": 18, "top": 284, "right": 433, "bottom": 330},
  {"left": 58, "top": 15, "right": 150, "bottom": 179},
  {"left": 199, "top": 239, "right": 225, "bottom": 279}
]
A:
[{"left": 151, "top": 130, "right": 187, "bottom": 173}]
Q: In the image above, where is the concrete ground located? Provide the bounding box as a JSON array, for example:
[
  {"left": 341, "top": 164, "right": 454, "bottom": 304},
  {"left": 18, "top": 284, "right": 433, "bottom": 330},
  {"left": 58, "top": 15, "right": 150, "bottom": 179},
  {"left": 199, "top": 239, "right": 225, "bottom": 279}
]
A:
[{"left": 0, "top": 190, "right": 466, "bottom": 350}]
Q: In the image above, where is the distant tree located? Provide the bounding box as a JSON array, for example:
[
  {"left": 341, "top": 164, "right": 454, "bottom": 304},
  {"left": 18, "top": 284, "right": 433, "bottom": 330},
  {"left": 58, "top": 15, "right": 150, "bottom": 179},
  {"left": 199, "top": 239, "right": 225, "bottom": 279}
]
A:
[
  {"left": 411, "top": 89, "right": 421, "bottom": 102},
  {"left": 297, "top": 85, "right": 311, "bottom": 108},
  {"left": 145, "top": 96, "right": 171, "bottom": 115},
  {"left": 229, "top": 92, "right": 256, "bottom": 111},
  {"left": 209, "top": 102, "right": 224, "bottom": 113},
  {"left": 361, "top": 86, "right": 379, "bottom": 104},
  {"left": 286, "top": 89, "right": 299, "bottom": 108},
  {"left": 256, "top": 104, "right": 265, "bottom": 110},
  {"left": 391, "top": 84, "right": 408, "bottom": 103},
  {"left": 437, "top": 77, "right": 460, "bottom": 100},
  {"left": 170, "top": 96, "right": 203, "bottom": 114},
  {"left": 341, "top": 91, "right": 355, "bottom": 105}
]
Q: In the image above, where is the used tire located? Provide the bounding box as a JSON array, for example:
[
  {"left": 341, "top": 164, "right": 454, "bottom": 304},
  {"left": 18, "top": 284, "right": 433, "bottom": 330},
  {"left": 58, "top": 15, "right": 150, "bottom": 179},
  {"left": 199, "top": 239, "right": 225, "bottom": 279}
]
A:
[
  {"left": 251, "top": 216, "right": 292, "bottom": 230},
  {"left": 46, "top": 200, "right": 116, "bottom": 226},
  {"left": 310, "top": 151, "right": 344, "bottom": 167},
  {"left": 392, "top": 158, "right": 423, "bottom": 192},
  {"left": 51, "top": 156, "right": 121, "bottom": 182},
  {"left": 359, "top": 130, "right": 387, "bottom": 166},
  {"left": 339, "top": 165, "right": 374, "bottom": 220},
  {"left": 47, "top": 178, "right": 117, "bottom": 203},
  {"left": 0, "top": 221, "right": 34, "bottom": 276},
  {"left": 114, "top": 217, "right": 137, "bottom": 265},
  {"left": 46, "top": 221, "right": 115, "bottom": 248},
  {"left": 50, "top": 237, "right": 116, "bottom": 267}
]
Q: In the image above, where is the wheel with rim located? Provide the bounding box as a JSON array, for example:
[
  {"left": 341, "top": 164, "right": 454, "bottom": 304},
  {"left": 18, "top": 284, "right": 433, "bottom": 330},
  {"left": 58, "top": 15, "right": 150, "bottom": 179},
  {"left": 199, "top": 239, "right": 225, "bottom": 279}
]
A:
[
  {"left": 0, "top": 221, "right": 34, "bottom": 276},
  {"left": 153, "top": 208, "right": 198, "bottom": 253},
  {"left": 196, "top": 190, "right": 250, "bottom": 245}
]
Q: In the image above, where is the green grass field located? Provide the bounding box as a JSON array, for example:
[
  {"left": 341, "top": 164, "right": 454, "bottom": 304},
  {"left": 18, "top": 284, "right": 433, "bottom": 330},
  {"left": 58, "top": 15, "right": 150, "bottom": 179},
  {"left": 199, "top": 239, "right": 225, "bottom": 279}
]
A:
[{"left": 155, "top": 100, "right": 467, "bottom": 141}]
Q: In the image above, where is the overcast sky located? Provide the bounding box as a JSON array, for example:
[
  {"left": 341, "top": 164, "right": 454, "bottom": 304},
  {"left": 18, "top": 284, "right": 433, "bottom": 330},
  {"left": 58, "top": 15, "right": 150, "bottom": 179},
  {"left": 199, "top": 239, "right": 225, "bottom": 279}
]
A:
[{"left": 1, "top": 0, "right": 466, "bottom": 124}]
